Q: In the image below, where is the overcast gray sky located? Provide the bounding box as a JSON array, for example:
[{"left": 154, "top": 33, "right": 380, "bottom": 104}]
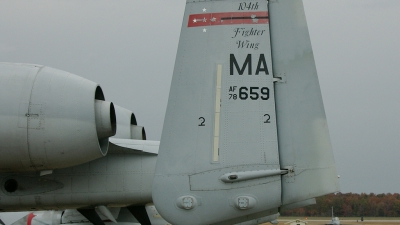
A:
[{"left": 1, "top": 0, "right": 399, "bottom": 195}]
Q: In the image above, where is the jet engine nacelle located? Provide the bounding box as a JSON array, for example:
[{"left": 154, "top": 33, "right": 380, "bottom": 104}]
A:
[
  {"left": 0, "top": 63, "right": 116, "bottom": 172},
  {"left": 113, "top": 105, "right": 146, "bottom": 140}
]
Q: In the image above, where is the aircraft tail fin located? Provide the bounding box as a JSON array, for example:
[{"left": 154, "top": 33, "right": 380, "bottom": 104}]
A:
[
  {"left": 153, "top": 0, "right": 339, "bottom": 224},
  {"left": 269, "top": 0, "right": 340, "bottom": 206},
  {"left": 153, "top": 1, "right": 281, "bottom": 224}
]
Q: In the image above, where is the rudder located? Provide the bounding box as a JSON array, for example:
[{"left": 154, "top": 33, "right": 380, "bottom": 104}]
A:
[
  {"left": 269, "top": 0, "right": 340, "bottom": 205},
  {"left": 153, "top": 0, "right": 340, "bottom": 224}
]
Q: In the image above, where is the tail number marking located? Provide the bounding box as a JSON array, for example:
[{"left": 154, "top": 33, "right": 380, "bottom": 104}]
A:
[
  {"left": 229, "top": 86, "right": 269, "bottom": 100},
  {"left": 230, "top": 54, "right": 269, "bottom": 75}
]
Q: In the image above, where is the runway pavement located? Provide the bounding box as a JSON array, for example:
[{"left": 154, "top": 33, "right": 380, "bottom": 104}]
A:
[{"left": 263, "top": 217, "right": 400, "bottom": 225}]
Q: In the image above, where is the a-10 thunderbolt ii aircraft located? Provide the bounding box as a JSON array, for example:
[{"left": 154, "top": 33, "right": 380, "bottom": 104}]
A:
[{"left": 0, "top": 0, "right": 340, "bottom": 224}]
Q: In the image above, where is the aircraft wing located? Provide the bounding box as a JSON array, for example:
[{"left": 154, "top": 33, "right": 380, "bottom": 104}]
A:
[{"left": 109, "top": 139, "right": 159, "bottom": 155}]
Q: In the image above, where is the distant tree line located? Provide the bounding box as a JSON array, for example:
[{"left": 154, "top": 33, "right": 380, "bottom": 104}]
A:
[{"left": 281, "top": 193, "right": 400, "bottom": 217}]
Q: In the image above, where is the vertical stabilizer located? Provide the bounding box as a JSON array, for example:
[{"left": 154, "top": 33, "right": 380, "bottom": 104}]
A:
[
  {"left": 153, "top": 0, "right": 339, "bottom": 224},
  {"left": 153, "top": 0, "right": 282, "bottom": 224},
  {"left": 269, "top": 0, "right": 340, "bottom": 205}
]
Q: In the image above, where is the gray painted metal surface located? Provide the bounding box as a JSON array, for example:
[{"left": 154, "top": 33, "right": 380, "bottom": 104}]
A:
[
  {"left": 113, "top": 105, "right": 136, "bottom": 139},
  {"left": 153, "top": 0, "right": 339, "bottom": 224},
  {"left": 269, "top": 0, "right": 340, "bottom": 204},
  {"left": 153, "top": 0, "right": 281, "bottom": 224},
  {"left": 109, "top": 139, "right": 159, "bottom": 154},
  {"left": 0, "top": 63, "right": 155, "bottom": 211},
  {"left": 145, "top": 204, "right": 170, "bottom": 225},
  {"left": 112, "top": 105, "right": 147, "bottom": 141},
  {"left": 0, "top": 0, "right": 340, "bottom": 224},
  {"left": 0, "top": 63, "right": 113, "bottom": 172},
  {"left": 0, "top": 153, "right": 156, "bottom": 211}
]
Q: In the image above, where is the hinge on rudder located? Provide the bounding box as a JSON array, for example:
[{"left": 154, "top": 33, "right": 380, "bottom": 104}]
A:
[
  {"left": 282, "top": 166, "right": 295, "bottom": 183},
  {"left": 273, "top": 73, "right": 286, "bottom": 83}
]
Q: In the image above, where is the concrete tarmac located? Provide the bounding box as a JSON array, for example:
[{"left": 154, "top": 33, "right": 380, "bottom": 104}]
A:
[{"left": 262, "top": 218, "right": 400, "bottom": 225}]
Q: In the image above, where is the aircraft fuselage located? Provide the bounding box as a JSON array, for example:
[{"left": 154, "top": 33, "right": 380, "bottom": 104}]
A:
[{"left": 0, "top": 153, "right": 156, "bottom": 211}]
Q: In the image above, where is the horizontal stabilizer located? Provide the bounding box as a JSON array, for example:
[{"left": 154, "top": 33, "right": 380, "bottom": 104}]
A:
[{"left": 109, "top": 139, "right": 159, "bottom": 154}]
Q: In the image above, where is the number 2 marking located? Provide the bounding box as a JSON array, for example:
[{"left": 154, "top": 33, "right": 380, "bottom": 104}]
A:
[
  {"left": 264, "top": 114, "right": 271, "bottom": 123},
  {"left": 199, "top": 117, "right": 205, "bottom": 126}
]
